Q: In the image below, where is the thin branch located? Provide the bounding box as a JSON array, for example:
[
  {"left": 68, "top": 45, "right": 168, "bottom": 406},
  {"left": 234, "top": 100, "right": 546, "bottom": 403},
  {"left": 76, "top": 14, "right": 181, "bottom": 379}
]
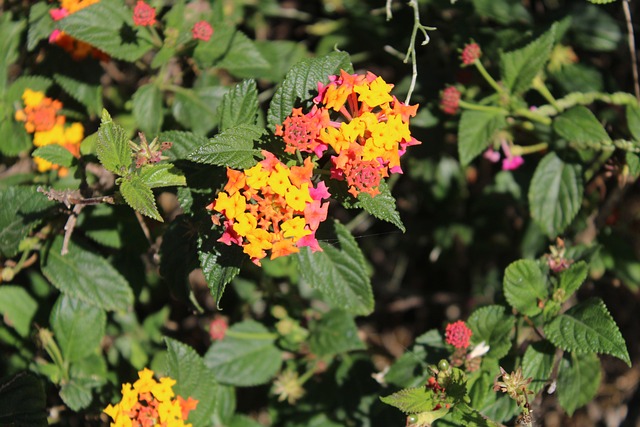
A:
[{"left": 623, "top": 0, "right": 640, "bottom": 101}]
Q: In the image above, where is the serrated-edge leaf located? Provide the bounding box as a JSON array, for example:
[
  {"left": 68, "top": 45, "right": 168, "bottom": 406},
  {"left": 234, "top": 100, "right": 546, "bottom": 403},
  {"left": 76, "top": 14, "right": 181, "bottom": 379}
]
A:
[
  {"left": 54, "top": 74, "right": 102, "bottom": 117},
  {"left": 544, "top": 297, "right": 630, "bottom": 366},
  {"left": 120, "top": 175, "right": 162, "bottom": 222},
  {"left": 297, "top": 221, "right": 374, "bottom": 315},
  {"left": 457, "top": 110, "right": 507, "bottom": 166},
  {"left": 187, "top": 124, "right": 263, "bottom": 169},
  {"left": 308, "top": 309, "right": 365, "bottom": 357},
  {"left": 198, "top": 249, "right": 241, "bottom": 310},
  {"left": 528, "top": 152, "right": 583, "bottom": 237},
  {"left": 32, "top": 144, "right": 75, "bottom": 168},
  {"left": 379, "top": 387, "right": 436, "bottom": 414},
  {"left": 356, "top": 181, "right": 405, "bottom": 232},
  {"left": 138, "top": 163, "right": 186, "bottom": 189},
  {"left": 6, "top": 76, "right": 53, "bottom": 105},
  {"left": 215, "top": 31, "right": 270, "bottom": 78},
  {"left": 553, "top": 106, "right": 611, "bottom": 145},
  {"left": 97, "top": 110, "right": 132, "bottom": 174},
  {"left": 522, "top": 341, "right": 555, "bottom": 393},
  {"left": 158, "top": 130, "right": 209, "bottom": 161},
  {"left": 467, "top": 305, "right": 515, "bottom": 359},
  {"left": 267, "top": 52, "right": 352, "bottom": 128},
  {"left": 558, "top": 261, "right": 588, "bottom": 302},
  {"left": 557, "top": 352, "right": 601, "bottom": 416},
  {"left": 27, "top": 3, "right": 55, "bottom": 52},
  {"left": 132, "top": 83, "right": 163, "bottom": 137},
  {"left": 503, "top": 259, "right": 548, "bottom": 316},
  {"left": 218, "top": 79, "right": 259, "bottom": 131}
]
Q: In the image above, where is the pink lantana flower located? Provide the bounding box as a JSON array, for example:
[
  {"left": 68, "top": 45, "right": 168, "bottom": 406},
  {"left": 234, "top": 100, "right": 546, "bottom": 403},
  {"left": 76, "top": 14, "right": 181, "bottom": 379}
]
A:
[
  {"left": 133, "top": 1, "right": 156, "bottom": 26},
  {"left": 192, "top": 21, "right": 213, "bottom": 41},
  {"left": 445, "top": 320, "right": 472, "bottom": 349}
]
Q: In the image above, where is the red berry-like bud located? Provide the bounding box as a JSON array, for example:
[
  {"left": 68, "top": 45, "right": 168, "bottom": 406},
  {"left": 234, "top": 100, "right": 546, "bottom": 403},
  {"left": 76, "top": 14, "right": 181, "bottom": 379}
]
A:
[
  {"left": 209, "top": 317, "right": 228, "bottom": 341},
  {"left": 440, "top": 86, "right": 461, "bottom": 115},
  {"left": 133, "top": 1, "right": 156, "bottom": 26},
  {"left": 192, "top": 21, "right": 214, "bottom": 42},
  {"left": 461, "top": 43, "right": 481, "bottom": 65},
  {"left": 445, "top": 320, "right": 472, "bottom": 349}
]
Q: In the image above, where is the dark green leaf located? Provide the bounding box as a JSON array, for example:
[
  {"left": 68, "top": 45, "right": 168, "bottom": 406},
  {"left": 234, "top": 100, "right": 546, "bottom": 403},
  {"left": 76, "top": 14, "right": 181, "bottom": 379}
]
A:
[
  {"left": 57, "top": 0, "right": 153, "bottom": 61},
  {"left": 554, "top": 106, "right": 611, "bottom": 145},
  {"left": 528, "top": 152, "right": 583, "bottom": 237},
  {"left": 254, "top": 40, "right": 309, "bottom": 83},
  {"left": 193, "top": 24, "right": 236, "bottom": 69},
  {"left": 471, "top": 0, "right": 532, "bottom": 25},
  {"left": 626, "top": 152, "right": 640, "bottom": 178},
  {"left": 500, "top": 24, "right": 556, "bottom": 94},
  {"left": 267, "top": 52, "right": 351, "bottom": 128},
  {"left": 217, "top": 80, "right": 259, "bottom": 131},
  {"left": 467, "top": 305, "right": 514, "bottom": 359},
  {"left": 544, "top": 298, "right": 630, "bottom": 366},
  {"left": 356, "top": 181, "right": 405, "bottom": 232},
  {"left": 97, "top": 109, "right": 132, "bottom": 175},
  {"left": 138, "top": 164, "right": 186, "bottom": 189},
  {"left": 0, "top": 286, "right": 38, "bottom": 337},
  {"left": 187, "top": 124, "right": 263, "bottom": 169},
  {"left": 0, "top": 372, "right": 47, "bottom": 427},
  {"left": 557, "top": 352, "right": 601, "bottom": 416},
  {"left": 50, "top": 294, "right": 106, "bottom": 363},
  {"left": 204, "top": 320, "right": 282, "bottom": 386},
  {"left": 54, "top": 74, "right": 103, "bottom": 117},
  {"left": 379, "top": 387, "right": 437, "bottom": 414},
  {"left": 0, "top": 118, "right": 31, "bottom": 156},
  {"left": 158, "top": 131, "right": 209, "bottom": 161},
  {"left": 120, "top": 175, "right": 163, "bottom": 222},
  {"left": 41, "top": 236, "right": 134, "bottom": 311},
  {"left": 503, "top": 259, "right": 548, "bottom": 316},
  {"left": 0, "top": 14, "right": 25, "bottom": 96},
  {"left": 32, "top": 144, "right": 75, "bottom": 168},
  {"left": 159, "top": 216, "right": 199, "bottom": 302},
  {"left": 198, "top": 243, "right": 242, "bottom": 310},
  {"left": 446, "top": 403, "right": 503, "bottom": 427},
  {"left": 6, "top": 76, "right": 53, "bottom": 105},
  {"left": 165, "top": 338, "right": 220, "bottom": 427},
  {"left": 132, "top": 84, "right": 163, "bottom": 137},
  {"left": 308, "top": 309, "right": 365, "bottom": 357},
  {"left": 297, "top": 221, "right": 374, "bottom": 316},
  {"left": 627, "top": 103, "right": 640, "bottom": 141},
  {"left": 558, "top": 261, "right": 588, "bottom": 302},
  {"left": 27, "top": 3, "right": 54, "bottom": 51},
  {"left": 171, "top": 85, "right": 227, "bottom": 136},
  {"left": 216, "top": 31, "right": 270, "bottom": 78},
  {"left": 571, "top": 3, "right": 621, "bottom": 52},
  {"left": 522, "top": 341, "right": 555, "bottom": 393},
  {"left": 457, "top": 111, "right": 507, "bottom": 166}
]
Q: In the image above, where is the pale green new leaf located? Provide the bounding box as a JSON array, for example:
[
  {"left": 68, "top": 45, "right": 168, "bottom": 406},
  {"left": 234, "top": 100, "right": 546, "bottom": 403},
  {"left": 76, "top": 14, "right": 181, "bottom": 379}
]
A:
[
  {"left": 467, "top": 305, "right": 514, "bottom": 359},
  {"left": 187, "top": 124, "right": 263, "bottom": 169},
  {"left": 500, "top": 24, "right": 556, "bottom": 94},
  {"left": 503, "top": 259, "right": 548, "bottom": 317},
  {"left": 379, "top": 387, "right": 437, "bottom": 414},
  {"left": 120, "top": 175, "right": 162, "bottom": 221},
  {"left": 557, "top": 352, "right": 601, "bottom": 416},
  {"left": 553, "top": 106, "right": 611, "bottom": 145},
  {"left": 54, "top": 74, "right": 103, "bottom": 117},
  {"left": 50, "top": 294, "right": 106, "bottom": 363},
  {"left": 165, "top": 338, "right": 220, "bottom": 427},
  {"left": 356, "top": 181, "right": 405, "bottom": 232},
  {"left": 97, "top": 110, "right": 132, "bottom": 175},
  {"left": 457, "top": 110, "right": 507, "bottom": 166},
  {"left": 40, "top": 236, "right": 134, "bottom": 311},
  {"left": 217, "top": 80, "right": 259, "bottom": 131},
  {"left": 216, "top": 31, "right": 270, "bottom": 78},
  {"left": 522, "top": 341, "right": 555, "bottom": 393},
  {"left": 138, "top": 164, "right": 186, "bottom": 189},
  {"left": 132, "top": 83, "right": 163, "bottom": 137},
  {"left": 528, "top": 152, "right": 583, "bottom": 237},
  {"left": 57, "top": 0, "right": 153, "bottom": 61},
  {"left": 558, "top": 261, "right": 588, "bottom": 302},
  {"left": 544, "top": 298, "right": 630, "bottom": 366},
  {"left": 0, "top": 286, "right": 38, "bottom": 337},
  {"left": 32, "top": 144, "right": 75, "bottom": 168},
  {"left": 308, "top": 310, "right": 365, "bottom": 357},
  {"left": 204, "top": 320, "right": 282, "bottom": 387},
  {"left": 297, "top": 221, "right": 374, "bottom": 316},
  {"left": 267, "top": 52, "right": 352, "bottom": 127},
  {"left": 626, "top": 103, "right": 640, "bottom": 141}
]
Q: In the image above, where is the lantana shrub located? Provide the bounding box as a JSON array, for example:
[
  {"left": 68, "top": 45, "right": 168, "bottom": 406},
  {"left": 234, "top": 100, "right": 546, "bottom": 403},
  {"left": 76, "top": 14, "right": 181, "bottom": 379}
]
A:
[{"left": 0, "top": 0, "right": 638, "bottom": 426}]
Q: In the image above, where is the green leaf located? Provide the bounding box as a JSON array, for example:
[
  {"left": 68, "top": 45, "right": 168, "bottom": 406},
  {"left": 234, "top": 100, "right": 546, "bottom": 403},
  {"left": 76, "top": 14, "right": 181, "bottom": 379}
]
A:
[
  {"left": 54, "top": 74, "right": 103, "bottom": 117},
  {"left": 457, "top": 111, "right": 507, "bottom": 166},
  {"left": 6, "top": 75, "right": 53, "bottom": 108},
  {"left": 500, "top": 23, "right": 556, "bottom": 94},
  {"left": 0, "top": 14, "right": 25, "bottom": 96},
  {"left": 187, "top": 124, "right": 263, "bottom": 169},
  {"left": 553, "top": 106, "right": 611, "bottom": 145},
  {"left": 138, "top": 164, "right": 186, "bottom": 189},
  {"left": 217, "top": 79, "right": 259, "bottom": 132},
  {"left": 0, "top": 186, "right": 54, "bottom": 258},
  {"left": 59, "top": 378, "right": 93, "bottom": 411},
  {"left": 193, "top": 24, "right": 236, "bottom": 69},
  {"left": 0, "top": 118, "right": 31, "bottom": 156},
  {"left": 97, "top": 109, "right": 132, "bottom": 175},
  {"left": 216, "top": 31, "right": 270, "bottom": 78},
  {"left": 446, "top": 403, "right": 503, "bottom": 427},
  {"left": 0, "top": 286, "right": 38, "bottom": 337},
  {"left": 159, "top": 216, "right": 199, "bottom": 302},
  {"left": 571, "top": 4, "right": 621, "bottom": 52},
  {"left": 528, "top": 152, "right": 583, "bottom": 237},
  {"left": 165, "top": 338, "right": 220, "bottom": 427},
  {"left": 171, "top": 85, "right": 227, "bottom": 136},
  {"left": 544, "top": 297, "right": 630, "bottom": 366},
  {"left": 57, "top": 0, "right": 153, "bottom": 61},
  {"left": 308, "top": 310, "right": 365, "bottom": 357},
  {"left": 467, "top": 305, "right": 514, "bottom": 359},
  {"left": 356, "top": 181, "right": 405, "bottom": 232},
  {"left": 587, "top": 0, "right": 616, "bottom": 3},
  {"left": 626, "top": 152, "right": 640, "bottom": 178},
  {"left": 254, "top": 40, "right": 309, "bottom": 83},
  {"left": 41, "top": 236, "right": 134, "bottom": 311},
  {"left": 27, "top": 3, "right": 55, "bottom": 51},
  {"left": 0, "top": 372, "right": 47, "bottom": 427},
  {"left": 267, "top": 52, "right": 351, "bottom": 128},
  {"left": 32, "top": 144, "right": 75, "bottom": 168},
  {"left": 210, "top": 384, "right": 236, "bottom": 427},
  {"left": 503, "top": 259, "right": 548, "bottom": 317},
  {"left": 522, "top": 341, "right": 554, "bottom": 393},
  {"left": 132, "top": 83, "right": 163, "bottom": 137},
  {"left": 158, "top": 131, "right": 209, "bottom": 161},
  {"left": 557, "top": 261, "right": 588, "bottom": 302},
  {"left": 50, "top": 294, "right": 106, "bottom": 363},
  {"left": 198, "top": 243, "right": 242, "bottom": 310},
  {"left": 204, "top": 320, "right": 282, "bottom": 386},
  {"left": 379, "top": 387, "right": 437, "bottom": 414},
  {"left": 626, "top": 103, "right": 640, "bottom": 141},
  {"left": 297, "top": 221, "right": 374, "bottom": 316},
  {"left": 557, "top": 352, "right": 601, "bottom": 416},
  {"left": 120, "top": 175, "right": 163, "bottom": 222},
  {"left": 471, "top": 0, "right": 532, "bottom": 25}
]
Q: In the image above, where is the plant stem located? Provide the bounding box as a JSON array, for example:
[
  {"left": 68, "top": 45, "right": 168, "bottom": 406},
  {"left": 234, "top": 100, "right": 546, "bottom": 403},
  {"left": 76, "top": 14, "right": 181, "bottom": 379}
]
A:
[
  {"left": 532, "top": 76, "right": 559, "bottom": 110},
  {"left": 623, "top": 0, "right": 640, "bottom": 100},
  {"left": 225, "top": 330, "right": 278, "bottom": 340},
  {"left": 458, "top": 100, "right": 508, "bottom": 114},
  {"left": 510, "top": 142, "right": 548, "bottom": 156},
  {"left": 474, "top": 60, "right": 504, "bottom": 95},
  {"left": 514, "top": 108, "right": 552, "bottom": 126}
]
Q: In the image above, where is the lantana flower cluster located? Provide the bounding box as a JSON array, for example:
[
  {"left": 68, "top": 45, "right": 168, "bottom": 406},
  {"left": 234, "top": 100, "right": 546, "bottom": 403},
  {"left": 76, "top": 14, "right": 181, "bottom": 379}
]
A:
[
  {"left": 208, "top": 151, "right": 330, "bottom": 265},
  {"left": 103, "top": 368, "right": 198, "bottom": 427},
  {"left": 14, "top": 89, "right": 84, "bottom": 175},
  {"left": 49, "top": 0, "right": 108, "bottom": 60},
  {"left": 276, "top": 70, "right": 420, "bottom": 197}
]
